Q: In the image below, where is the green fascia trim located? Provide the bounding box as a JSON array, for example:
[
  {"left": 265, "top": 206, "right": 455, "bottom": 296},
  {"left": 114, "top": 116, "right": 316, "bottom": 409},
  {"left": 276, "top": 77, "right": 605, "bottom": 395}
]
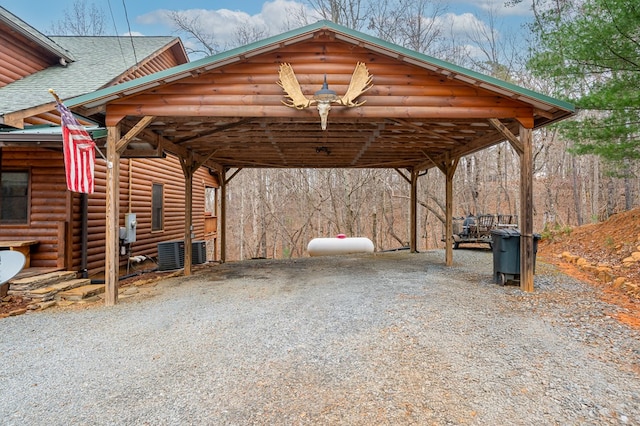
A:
[
  {"left": 0, "top": 124, "right": 57, "bottom": 133},
  {"left": 324, "top": 22, "right": 575, "bottom": 112},
  {"left": 0, "top": 124, "right": 105, "bottom": 136},
  {"left": 66, "top": 20, "right": 574, "bottom": 113}
]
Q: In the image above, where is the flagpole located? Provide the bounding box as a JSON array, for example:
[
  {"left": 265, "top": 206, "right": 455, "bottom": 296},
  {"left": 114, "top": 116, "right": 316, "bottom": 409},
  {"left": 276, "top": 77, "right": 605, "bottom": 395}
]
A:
[
  {"left": 48, "top": 88, "right": 63, "bottom": 104},
  {"left": 48, "top": 88, "right": 110, "bottom": 165}
]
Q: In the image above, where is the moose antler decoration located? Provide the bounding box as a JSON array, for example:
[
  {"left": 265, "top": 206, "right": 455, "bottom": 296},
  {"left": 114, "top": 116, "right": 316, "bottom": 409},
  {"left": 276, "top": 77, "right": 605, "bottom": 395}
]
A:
[{"left": 277, "top": 62, "right": 373, "bottom": 130}]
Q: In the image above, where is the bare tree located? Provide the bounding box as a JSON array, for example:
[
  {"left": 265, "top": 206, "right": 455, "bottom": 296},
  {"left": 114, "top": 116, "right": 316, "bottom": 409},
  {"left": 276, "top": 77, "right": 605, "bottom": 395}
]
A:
[
  {"left": 48, "top": 0, "right": 107, "bottom": 35},
  {"left": 165, "top": 11, "right": 220, "bottom": 56},
  {"left": 233, "top": 25, "right": 269, "bottom": 47},
  {"left": 366, "top": 0, "right": 447, "bottom": 55},
  {"left": 306, "top": 0, "right": 368, "bottom": 30},
  {"left": 463, "top": 4, "right": 522, "bottom": 79}
]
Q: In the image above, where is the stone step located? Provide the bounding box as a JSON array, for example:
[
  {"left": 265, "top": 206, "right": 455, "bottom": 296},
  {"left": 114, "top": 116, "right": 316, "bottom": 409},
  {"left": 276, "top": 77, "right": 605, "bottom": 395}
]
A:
[
  {"left": 56, "top": 284, "right": 105, "bottom": 301},
  {"left": 25, "top": 279, "right": 91, "bottom": 302},
  {"left": 9, "top": 271, "right": 78, "bottom": 292}
]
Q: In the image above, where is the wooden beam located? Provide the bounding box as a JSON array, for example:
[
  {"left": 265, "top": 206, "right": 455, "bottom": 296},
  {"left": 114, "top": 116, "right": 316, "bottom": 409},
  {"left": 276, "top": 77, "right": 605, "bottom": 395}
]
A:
[
  {"left": 534, "top": 108, "right": 554, "bottom": 119},
  {"left": 1, "top": 115, "right": 24, "bottom": 129},
  {"left": 519, "top": 126, "right": 535, "bottom": 292},
  {"left": 410, "top": 169, "right": 418, "bottom": 253},
  {"left": 120, "top": 148, "right": 165, "bottom": 158},
  {"left": 224, "top": 168, "right": 243, "bottom": 185},
  {"left": 446, "top": 127, "right": 518, "bottom": 160},
  {"left": 175, "top": 118, "right": 255, "bottom": 144},
  {"left": 116, "top": 116, "right": 156, "bottom": 154},
  {"left": 135, "top": 127, "right": 223, "bottom": 172},
  {"left": 193, "top": 149, "right": 219, "bottom": 171},
  {"left": 209, "top": 157, "right": 294, "bottom": 168},
  {"left": 391, "top": 119, "right": 460, "bottom": 145},
  {"left": 261, "top": 122, "right": 287, "bottom": 165},
  {"left": 220, "top": 168, "right": 227, "bottom": 263},
  {"left": 105, "top": 125, "right": 121, "bottom": 306},
  {"left": 488, "top": 118, "right": 523, "bottom": 156},
  {"left": 76, "top": 104, "right": 106, "bottom": 117},
  {"left": 180, "top": 153, "right": 194, "bottom": 276},
  {"left": 394, "top": 168, "right": 411, "bottom": 184},
  {"left": 57, "top": 221, "right": 67, "bottom": 269},
  {"left": 105, "top": 104, "right": 535, "bottom": 121},
  {"left": 515, "top": 116, "right": 535, "bottom": 129},
  {"left": 425, "top": 151, "right": 448, "bottom": 175},
  {"left": 441, "top": 156, "right": 459, "bottom": 266},
  {"left": 1, "top": 102, "right": 58, "bottom": 129},
  {"left": 415, "top": 151, "right": 438, "bottom": 171},
  {"left": 112, "top": 93, "right": 527, "bottom": 108},
  {"left": 351, "top": 126, "right": 381, "bottom": 166}
]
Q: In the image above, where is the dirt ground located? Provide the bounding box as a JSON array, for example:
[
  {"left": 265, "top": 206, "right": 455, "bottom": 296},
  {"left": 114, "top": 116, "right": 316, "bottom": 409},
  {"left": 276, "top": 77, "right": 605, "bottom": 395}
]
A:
[
  {"left": 3, "top": 208, "right": 640, "bottom": 324},
  {"left": 537, "top": 207, "right": 640, "bottom": 328}
]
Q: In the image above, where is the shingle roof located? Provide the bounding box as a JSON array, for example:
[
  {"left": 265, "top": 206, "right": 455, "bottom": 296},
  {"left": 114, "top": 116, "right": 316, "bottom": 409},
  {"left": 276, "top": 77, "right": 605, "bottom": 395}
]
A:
[
  {"left": 0, "top": 6, "right": 74, "bottom": 63},
  {"left": 0, "top": 36, "right": 181, "bottom": 115}
]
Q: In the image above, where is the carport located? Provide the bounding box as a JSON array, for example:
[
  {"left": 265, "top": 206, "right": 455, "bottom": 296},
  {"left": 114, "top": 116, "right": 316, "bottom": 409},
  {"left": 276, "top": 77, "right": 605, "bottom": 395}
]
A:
[{"left": 66, "top": 21, "right": 574, "bottom": 305}]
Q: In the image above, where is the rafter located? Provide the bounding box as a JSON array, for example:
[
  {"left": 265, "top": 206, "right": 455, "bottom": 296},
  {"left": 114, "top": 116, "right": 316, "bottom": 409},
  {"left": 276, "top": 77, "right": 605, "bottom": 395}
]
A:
[
  {"left": 488, "top": 118, "right": 523, "bottom": 156},
  {"left": 116, "top": 116, "right": 156, "bottom": 154},
  {"left": 390, "top": 119, "right": 460, "bottom": 145}
]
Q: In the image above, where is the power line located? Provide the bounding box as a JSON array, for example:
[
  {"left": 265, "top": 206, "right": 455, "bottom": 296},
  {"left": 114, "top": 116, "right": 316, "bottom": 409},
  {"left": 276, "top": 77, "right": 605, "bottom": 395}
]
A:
[
  {"left": 106, "top": 0, "right": 128, "bottom": 68},
  {"left": 121, "top": 0, "right": 139, "bottom": 67}
]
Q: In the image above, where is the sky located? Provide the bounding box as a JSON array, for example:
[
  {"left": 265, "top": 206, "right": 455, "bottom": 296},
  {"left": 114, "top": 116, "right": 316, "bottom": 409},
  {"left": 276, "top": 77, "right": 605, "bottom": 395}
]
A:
[{"left": 2, "top": 0, "right": 534, "bottom": 57}]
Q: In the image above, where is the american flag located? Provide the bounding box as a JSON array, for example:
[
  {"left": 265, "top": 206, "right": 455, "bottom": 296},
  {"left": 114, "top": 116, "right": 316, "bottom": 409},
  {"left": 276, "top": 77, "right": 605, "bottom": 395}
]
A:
[{"left": 56, "top": 102, "right": 96, "bottom": 194}]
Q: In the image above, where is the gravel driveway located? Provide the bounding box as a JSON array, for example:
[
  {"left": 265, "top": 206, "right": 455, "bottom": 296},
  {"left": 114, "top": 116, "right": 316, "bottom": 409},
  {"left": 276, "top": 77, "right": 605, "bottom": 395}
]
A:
[{"left": 1, "top": 250, "right": 639, "bottom": 425}]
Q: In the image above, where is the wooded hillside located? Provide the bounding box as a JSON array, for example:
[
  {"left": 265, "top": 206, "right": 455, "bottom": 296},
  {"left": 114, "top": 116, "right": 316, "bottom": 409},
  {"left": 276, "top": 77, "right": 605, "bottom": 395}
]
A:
[{"left": 222, "top": 144, "right": 638, "bottom": 260}]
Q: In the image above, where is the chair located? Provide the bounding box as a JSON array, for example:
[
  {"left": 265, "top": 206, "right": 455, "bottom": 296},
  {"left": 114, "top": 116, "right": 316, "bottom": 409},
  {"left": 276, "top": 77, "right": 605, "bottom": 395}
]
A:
[
  {"left": 477, "top": 215, "right": 495, "bottom": 234},
  {"left": 498, "top": 214, "right": 513, "bottom": 225}
]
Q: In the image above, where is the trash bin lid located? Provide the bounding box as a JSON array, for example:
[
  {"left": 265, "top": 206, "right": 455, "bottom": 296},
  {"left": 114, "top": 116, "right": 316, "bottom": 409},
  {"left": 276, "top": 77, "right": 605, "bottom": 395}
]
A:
[{"left": 490, "top": 228, "right": 521, "bottom": 237}]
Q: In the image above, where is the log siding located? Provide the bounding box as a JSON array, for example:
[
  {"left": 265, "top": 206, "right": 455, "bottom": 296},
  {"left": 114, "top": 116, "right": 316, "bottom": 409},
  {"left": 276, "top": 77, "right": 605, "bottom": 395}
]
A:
[{"left": 0, "top": 147, "right": 217, "bottom": 276}]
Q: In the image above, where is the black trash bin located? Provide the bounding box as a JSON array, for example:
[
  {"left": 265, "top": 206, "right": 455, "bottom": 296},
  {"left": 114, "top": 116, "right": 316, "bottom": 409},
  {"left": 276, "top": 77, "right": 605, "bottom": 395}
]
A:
[{"left": 491, "top": 229, "right": 540, "bottom": 285}]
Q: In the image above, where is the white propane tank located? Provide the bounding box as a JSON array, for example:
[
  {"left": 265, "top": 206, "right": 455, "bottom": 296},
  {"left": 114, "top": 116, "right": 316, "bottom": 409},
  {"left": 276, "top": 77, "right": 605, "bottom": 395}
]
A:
[{"left": 307, "top": 234, "right": 374, "bottom": 257}]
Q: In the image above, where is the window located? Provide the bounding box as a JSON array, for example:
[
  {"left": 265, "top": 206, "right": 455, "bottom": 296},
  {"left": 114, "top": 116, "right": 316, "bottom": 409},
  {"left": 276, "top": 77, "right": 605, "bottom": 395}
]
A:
[
  {"left": 1, "top": 171, "right": 29, "bottom": 224},
  {"left": 151, "top": 183, "right": 163, "bottom": 231},
  {"left": 205, "top": 186, "right": 217, "bottom": 216}
]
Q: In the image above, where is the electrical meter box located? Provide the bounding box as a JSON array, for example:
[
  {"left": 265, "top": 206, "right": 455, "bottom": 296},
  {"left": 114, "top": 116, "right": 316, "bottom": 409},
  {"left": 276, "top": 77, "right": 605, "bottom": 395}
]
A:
[{"left": 122, "top": 213, "right": 137, "bottom": 244}]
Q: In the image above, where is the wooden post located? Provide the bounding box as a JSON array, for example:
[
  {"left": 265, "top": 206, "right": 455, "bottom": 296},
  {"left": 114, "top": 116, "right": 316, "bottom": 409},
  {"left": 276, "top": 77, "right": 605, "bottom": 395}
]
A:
[
  {"left": 57, "top": 221, "right": 68, "bottom": 269},
  {"left": 441, "top": 157, "right": 459, "bottom": 266},
  {"left": 80, "top": 193, "right": 88, "bottom": 275},
  {"left": 181, "top": 154, "right": 194, "bottom": 276},
  {"left": 410, "top": 169, "right": 418, "bottom": 253},
  {"left": 519, "top": 126, "right": 534, "bottom": 292},
  {"left": 105, "top": 125, "right": 120, "bottom": 306},
  {"left": 220, "top": 168, "right": 227, "bottom": 263}
]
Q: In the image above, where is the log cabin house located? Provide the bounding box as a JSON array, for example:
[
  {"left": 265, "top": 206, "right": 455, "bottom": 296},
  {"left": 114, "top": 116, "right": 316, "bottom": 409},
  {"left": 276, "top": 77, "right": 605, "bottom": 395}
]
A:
[{"left": 0, "top": 6, "right": 218, "bottom": 279}]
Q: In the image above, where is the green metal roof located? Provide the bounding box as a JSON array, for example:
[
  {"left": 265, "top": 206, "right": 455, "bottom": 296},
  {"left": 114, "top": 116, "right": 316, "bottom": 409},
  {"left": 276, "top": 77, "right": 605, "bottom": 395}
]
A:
[{"left": 67, "top": 20, "right": 574, "bottom": 114}]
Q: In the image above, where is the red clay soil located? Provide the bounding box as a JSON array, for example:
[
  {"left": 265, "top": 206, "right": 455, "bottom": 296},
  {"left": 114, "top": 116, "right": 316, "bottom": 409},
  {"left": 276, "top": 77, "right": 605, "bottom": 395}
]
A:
[{"left": 538, "top": 207, "right": 640, "bottom": 329}]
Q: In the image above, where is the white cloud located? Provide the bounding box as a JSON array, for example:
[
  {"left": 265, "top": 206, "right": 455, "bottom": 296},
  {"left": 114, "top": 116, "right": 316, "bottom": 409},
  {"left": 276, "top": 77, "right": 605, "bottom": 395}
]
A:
[
  {"left": 442, "top": 0, "right": 531, "bottom": 17},
  {"left": 436, "top": 12, "right": 493, "bottom": 39},
  {"left": 136, "top": 0, "right": 316, "bottom": 50}
]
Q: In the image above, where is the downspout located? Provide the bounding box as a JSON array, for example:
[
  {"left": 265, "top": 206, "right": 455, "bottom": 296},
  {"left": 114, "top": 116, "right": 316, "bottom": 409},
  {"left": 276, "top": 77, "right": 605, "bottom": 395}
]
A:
[
  {"left": 129, "top": 159, "right": 133, "bottom": 214},
  {"left": 81, "top": 193, "right": 88, "bottom": 278}
]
